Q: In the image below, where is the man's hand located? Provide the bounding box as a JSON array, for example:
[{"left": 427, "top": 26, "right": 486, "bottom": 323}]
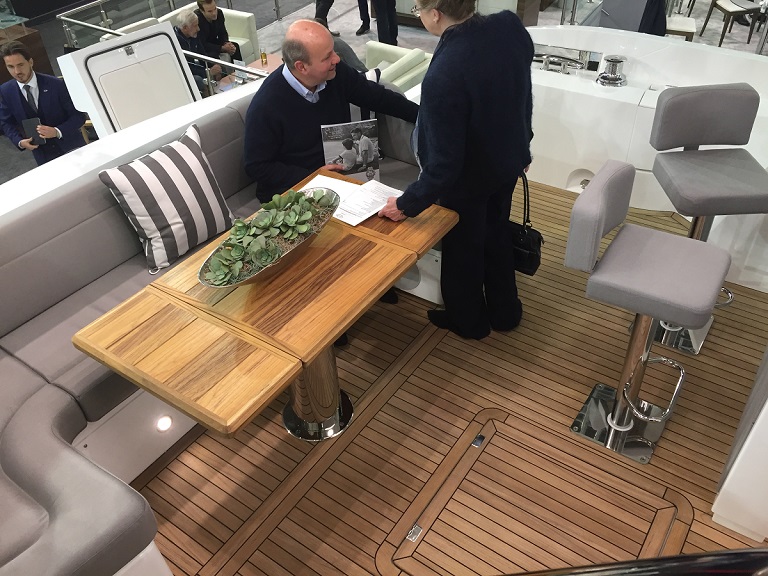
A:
[
  {"left": 223, "top": 42, "right": 236, "bottom": 54},
  {"left": 378, "top": 196, "right": 406, "bottom": 221},
  {"left": 210, "top": 63, "right": 223, "bottom": 78},
  {"left": 325, "top": 163, "right": 345, "bottom": 172},
  {"left": 37, "top": 124, "right": 57, "bottom": 139},
  {"left": 19, "top": 137, "right": 38, "bottom": 150}
]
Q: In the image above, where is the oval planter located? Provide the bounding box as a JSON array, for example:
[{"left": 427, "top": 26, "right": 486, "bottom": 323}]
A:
[{"left": 198, "top": 187, "right": 340, "bottom": 288}]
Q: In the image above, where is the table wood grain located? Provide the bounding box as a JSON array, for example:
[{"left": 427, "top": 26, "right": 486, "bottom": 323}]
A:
[{"left": 73, "top": 289, "right": 302, "bottom": 436}]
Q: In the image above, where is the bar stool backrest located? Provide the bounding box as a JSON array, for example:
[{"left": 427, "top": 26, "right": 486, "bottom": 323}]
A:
[
  {"left": 564, "top": 160, "right": 636, "bottom": 273},
  {"left": 650, "top": 82, "right": 759, "bottom": 151}
]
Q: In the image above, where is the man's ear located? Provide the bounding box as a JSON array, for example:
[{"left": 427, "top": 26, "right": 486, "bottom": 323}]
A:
[
  {"left": 29, "top": 57, "right": 35, "bottom": 69},
  {"left": 294, "top": 60, "right": 307, "bottom": 74}
]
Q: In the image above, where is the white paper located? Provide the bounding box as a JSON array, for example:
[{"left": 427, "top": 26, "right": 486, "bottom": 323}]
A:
[
  {"left": 334, "top": 180, "right": 404, "bottom": 226},
  {"left": 299, "top": 176, "right": 403, "bottom": 226}
]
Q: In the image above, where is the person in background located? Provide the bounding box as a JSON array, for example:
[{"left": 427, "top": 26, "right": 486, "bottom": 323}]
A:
[
  {"left": 314, "top": 0, "right": 340, "bottom": 36},
  {"left": 195, "top": 0, "right": 242, "bottom": 62},
  {"left": 0, "top": 40, "right": 86, "bottom": 166},
  {"left": 337, "top": 137, "right": 359, "bottom": 171},
  {"left": 174, "top": 9, "right": 223, "bottom": 94},
  {"left": 356, "top": 0, "right": 371, "bottom": 35},
  {"left": 372, "top": 0, "right": 398, "bottom": 45},
  {"left": 378, "top": 0, "right": 535, "bottom": 340}
]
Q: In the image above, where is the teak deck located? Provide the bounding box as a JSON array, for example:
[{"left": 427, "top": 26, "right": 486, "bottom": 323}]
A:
[{"left": 133, "top": 180, "right": 768, "bottom": 576}]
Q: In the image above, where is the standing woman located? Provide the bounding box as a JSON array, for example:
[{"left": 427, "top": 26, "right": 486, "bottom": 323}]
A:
[{"left": 378, "top": 0, "right": 535, "bottom": 340}]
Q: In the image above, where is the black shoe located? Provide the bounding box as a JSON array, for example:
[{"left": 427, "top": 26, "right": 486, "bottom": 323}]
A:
[
  {"left": 330, "top": 29, "right": 341, "bottom": 36},
  {"left": 333, "top": 332, "right": 349, "bottom": 347},
  {"left": 356, "top": 23, "right": 370, "bottom": 35},
  {"left": 427, "top": 309, "right": 490, "bottom": 340},
  {"left": 734, "top": 14, "right": 750, "bottom": 26},
  {"left": 378, "top": 288, "right": 398, "bottom": 304}
]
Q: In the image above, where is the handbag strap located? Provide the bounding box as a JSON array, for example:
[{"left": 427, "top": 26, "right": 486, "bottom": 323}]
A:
[{"left": 521, "top": 172, "right": 532, "bottom": 228}]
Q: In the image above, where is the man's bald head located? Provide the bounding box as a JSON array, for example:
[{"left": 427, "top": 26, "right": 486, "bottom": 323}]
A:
[{"left": 282, "top": 19, "right": 331, "bottom": 70}]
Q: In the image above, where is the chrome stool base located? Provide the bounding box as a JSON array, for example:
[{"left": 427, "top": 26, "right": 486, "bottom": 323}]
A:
[
  {"left": 653, "top": 315, "right": 714, "bottom": 355},
  {"left": 571, "top": 383, "right": 667, "bottom": 464},
  {"left": 283, "top": 390, "right": 353, "bottom": 442}
]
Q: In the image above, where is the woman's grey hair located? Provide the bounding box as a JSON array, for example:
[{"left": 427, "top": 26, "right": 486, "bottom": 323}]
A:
[{"left": 177, "top": 9, "right": 199, "bottom": 29}]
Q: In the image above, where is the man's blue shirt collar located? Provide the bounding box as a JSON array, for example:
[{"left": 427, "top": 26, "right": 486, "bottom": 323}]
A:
[{"left": 282, "top": 65, "right": 326, "bottom": 103}]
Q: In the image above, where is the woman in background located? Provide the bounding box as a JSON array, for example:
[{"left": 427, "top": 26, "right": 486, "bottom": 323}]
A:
[{"left": 378, "top": 0, "right": 534, "bottom": 340}]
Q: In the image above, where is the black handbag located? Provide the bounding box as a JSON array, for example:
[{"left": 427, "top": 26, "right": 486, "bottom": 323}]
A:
[{"left": 507, "top": 173, "right": 544, "bottom": 276}]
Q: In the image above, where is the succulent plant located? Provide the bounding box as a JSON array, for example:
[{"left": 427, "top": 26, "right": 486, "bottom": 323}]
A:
[{"left": 201, "top": 188, "right": 338, "bottom": 287}]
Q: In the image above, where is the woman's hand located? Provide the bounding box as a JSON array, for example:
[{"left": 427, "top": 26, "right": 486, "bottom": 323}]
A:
[{"left": 378, "top": 196, "right": 406, "bottom": 221}]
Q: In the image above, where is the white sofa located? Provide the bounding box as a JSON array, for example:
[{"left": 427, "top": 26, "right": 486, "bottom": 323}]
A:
[
  {"left": 101, "top": 4, "right": 260, "bottom": 65},
  {"left": 365, "top": 41, "right": 432, "bottom": 92}
]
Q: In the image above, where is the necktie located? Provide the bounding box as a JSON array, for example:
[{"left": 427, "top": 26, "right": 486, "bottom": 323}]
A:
[{"left": 24, "top": 85, "right": 38, "bottom": 115}]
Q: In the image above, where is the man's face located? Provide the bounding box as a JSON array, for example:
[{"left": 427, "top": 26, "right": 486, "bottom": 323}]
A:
[
  {"left": 351, "top": 131, "right": 361, "bottom": 140},
  {"left": 182, "top": 17, "right": 200, "bottom": 38},
  {"left": 4, "top": 53, "right": 34, "bottom": 84},
  {"left": 296, "top": 30, "right": 340, "bottom": 88},
  {"left": 202, "top": 2, "right": 218, "bottom": 21}
]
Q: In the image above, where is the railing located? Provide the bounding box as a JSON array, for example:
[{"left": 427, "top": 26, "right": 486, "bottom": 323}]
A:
[
  {"left": 560, "top": 0, "right": 602, "bottom": 25},
  {"left": 56, "top": 0, "right": 233, "bottom": 50},
  {"left": 57, "top": 17, "right": 269, "bottom": 85}
]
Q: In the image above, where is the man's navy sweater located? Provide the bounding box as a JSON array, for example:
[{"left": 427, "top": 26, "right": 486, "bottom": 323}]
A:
[{"left": 243, "top": 61, "right": 418, "bottom": 200}]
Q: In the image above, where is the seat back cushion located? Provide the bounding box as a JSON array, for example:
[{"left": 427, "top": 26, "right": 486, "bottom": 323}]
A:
[
  {"left": 99, "top": 123, "right": 233, "bottom": 272},
  {"left": 0, "top": 384, "right": 156, "bottom": 576},
  {"left": 565, "top": 160, "right": 635, "bottom": 272},
  {"left": 0, "top": 174, "right": 141, "bottom": 339},
  {"left": 650, "top": 82, "right": 759, "bottom": 151}
]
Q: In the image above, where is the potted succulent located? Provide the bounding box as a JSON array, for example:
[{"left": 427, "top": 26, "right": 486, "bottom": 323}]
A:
[{"left": 198, "top": 187, "right": 340, "bottom": 287}]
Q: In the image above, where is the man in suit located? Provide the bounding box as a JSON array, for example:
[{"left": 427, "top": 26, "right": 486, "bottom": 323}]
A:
[
  {"left": 195, "top": 0, "right": 242, "bottom": 62},
  {"left": 0, "top": 41, "right": 86, "bottom": 166}
]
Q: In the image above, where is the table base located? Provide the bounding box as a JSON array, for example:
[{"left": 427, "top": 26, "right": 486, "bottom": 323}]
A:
[{"left": 283, "top": 390, "right": 354, "bottom": 441}]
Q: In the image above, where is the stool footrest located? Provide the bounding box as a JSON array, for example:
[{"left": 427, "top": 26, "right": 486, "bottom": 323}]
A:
[{"left": 623, "top": 356, "right": 685, "bottom": 424}]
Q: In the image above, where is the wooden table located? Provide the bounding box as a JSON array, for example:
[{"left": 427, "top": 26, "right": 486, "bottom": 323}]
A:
[{"left": 73, "top": 170, "right": 457, "bottom": 439}]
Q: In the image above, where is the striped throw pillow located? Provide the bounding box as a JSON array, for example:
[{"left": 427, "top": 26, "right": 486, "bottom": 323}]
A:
[{"left": 99, "top": 124, "right": 233, "bottom": 272}]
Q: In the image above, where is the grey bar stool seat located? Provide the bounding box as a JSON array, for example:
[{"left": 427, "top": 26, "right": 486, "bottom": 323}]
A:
[
  {"left": 566, "top": 160, "right": 731, "bottom": 464},
  {"left": 650, "top": 82, "right": 768, "bottom": 354}
]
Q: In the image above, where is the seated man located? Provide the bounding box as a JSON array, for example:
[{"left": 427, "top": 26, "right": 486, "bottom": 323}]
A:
[
  {"left": 243, "top": 18, "right": 418, "bottom": 202},
  {"left": 195, "top": 0, "right": 242, "bottom": 62},
  {"left": 174, "top": 9, "right": 223, "bottom": 94}
]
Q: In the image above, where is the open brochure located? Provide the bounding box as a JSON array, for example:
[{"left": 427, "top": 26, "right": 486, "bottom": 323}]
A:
[
  {"left": 320, "top": 119, "right": 380, "bottom": 183},
  {"left": 300, "top": 174, "right": 403, "bottom": 227}
]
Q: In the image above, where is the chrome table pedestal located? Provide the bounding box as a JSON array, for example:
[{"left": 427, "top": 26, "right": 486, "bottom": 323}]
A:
[{"left": 283, "top": 346, "right": 354, "bottom": 442}]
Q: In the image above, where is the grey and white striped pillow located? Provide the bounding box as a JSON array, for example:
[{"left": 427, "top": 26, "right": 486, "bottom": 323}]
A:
[{"left": 99, "top": 124, "right": 233, "bottom": 272}]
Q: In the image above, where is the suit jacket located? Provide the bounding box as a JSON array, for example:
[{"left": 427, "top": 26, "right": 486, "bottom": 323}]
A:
[{"left": 0, "top": 73, "right": 86, "bottom": 166}]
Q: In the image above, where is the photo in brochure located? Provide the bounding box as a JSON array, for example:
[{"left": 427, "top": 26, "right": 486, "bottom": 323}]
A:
[{"left": 321, "top": 119, "right": 379, "bottom": 183}]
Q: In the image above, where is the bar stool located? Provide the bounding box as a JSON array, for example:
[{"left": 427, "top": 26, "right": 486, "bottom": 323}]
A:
[
  {"left": 700, "top": 0, "right": 761, "bottom": 46},
  {"left": 566, "top": 160, "right": 731, "bottom": 464},
  {"left": 650, "top": 83, "right": 768, "bottom": 354}
]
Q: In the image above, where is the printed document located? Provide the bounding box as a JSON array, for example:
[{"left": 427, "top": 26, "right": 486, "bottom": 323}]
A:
[{"left": 300, "top": 176, "right": 403, "bottom": 226}]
